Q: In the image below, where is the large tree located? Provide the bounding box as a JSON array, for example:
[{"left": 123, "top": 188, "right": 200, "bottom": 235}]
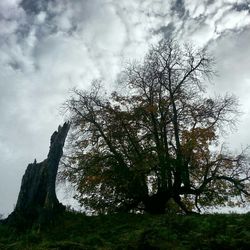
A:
[{"left": 62, "top": 40, "right": 250, "bottom": 214}]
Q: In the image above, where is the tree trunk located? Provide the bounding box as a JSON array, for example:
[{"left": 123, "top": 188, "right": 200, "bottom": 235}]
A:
[
  {"left": 5, "top": 122, "right": 70, "bottom": 228},
  {"left": 144, "top": 192, "right": 170, "bottom": 214}
]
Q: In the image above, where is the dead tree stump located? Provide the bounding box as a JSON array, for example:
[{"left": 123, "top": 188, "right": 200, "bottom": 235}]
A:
[{"left": 5, "top": 122, "right": 70, "bottom": 228}]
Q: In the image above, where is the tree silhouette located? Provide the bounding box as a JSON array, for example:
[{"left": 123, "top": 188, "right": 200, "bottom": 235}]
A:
[{"left": 63, "top": 39, "right": 250, "bottom": 214}]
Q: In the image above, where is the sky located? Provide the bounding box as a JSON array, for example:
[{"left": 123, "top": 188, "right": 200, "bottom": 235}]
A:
[{"left": 1, "top": 0, "right": 250, "bottom": 216}]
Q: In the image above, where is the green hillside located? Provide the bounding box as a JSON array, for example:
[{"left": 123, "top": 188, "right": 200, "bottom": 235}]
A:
[{"left": 1, "top": 212, "right": 250, "bottom": 249}]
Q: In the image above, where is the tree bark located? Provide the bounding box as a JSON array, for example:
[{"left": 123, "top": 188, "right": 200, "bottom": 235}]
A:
[
  {"left": 144, "top": 192, "right": 170, "bottom": 214},
  {"left": 5, "top": 122, "right": 70, "bottom": 227}
]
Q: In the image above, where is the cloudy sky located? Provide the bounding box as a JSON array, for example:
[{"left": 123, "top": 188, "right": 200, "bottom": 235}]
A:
[{"left": 1, "top": 0, "right": 250, "bottom": 216}]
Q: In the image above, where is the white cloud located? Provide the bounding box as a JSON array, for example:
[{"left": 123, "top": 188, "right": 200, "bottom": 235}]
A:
[
  {"left": 217, "top": 10, "right": 250, "bottom": 32},
  {"left": 208, "top": 29, "right": 250, "bottom": 150},
  {"left": 36, "top": 11, "right": 47, "bottom": 24}
]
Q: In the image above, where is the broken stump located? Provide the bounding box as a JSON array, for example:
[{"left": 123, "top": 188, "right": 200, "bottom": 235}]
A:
[{"left": 5, "top": 122, "right": 70, "bottom": 228}]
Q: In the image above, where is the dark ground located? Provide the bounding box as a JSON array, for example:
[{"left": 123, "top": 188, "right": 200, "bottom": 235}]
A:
[{"left": 0, "top": 211, "right": 250, "bottom": 249}]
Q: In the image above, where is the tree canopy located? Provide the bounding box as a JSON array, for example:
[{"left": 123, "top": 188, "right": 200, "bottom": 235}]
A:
[{"left": 62, "top": 39, "right": 250, "bottom": 214}]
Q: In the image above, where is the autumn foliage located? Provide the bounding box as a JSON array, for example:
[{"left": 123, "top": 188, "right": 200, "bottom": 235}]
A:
[{"left": 62, "top": 40, "right": 250, "bottom": 214}]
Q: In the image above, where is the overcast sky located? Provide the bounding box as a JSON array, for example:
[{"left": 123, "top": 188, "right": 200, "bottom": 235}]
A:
[{"left": 1, "top": 0, "right": 250, "bottom": 216}]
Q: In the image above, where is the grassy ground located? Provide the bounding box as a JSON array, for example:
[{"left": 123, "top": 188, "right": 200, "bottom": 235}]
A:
[{"left": 0, "top": 211, "right": 250, "bottom": 249}]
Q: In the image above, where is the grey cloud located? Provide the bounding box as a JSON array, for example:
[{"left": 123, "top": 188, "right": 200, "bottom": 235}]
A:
[
  {"left": 8, "top": 60, "right": 23, "bottom": 71},
  {"left": 154, "top": 23, "right": 175, "bottom": 39},
  {"left": 16, "top": 23, "right": 31, "bottom": 41},
  {"left": 207, "top": 0, "right": 215, "bottom": 5},
  {"left": 20, "top": 0, "right": 53, "bottom": 14},
  {"left": 163, "top": 0, "right": 250, "bottom": 47},
  {"left": 233, "top": 2, "right": 250, "bottom": 12},
  {"left": 171, "top": 0, "right": 186, "bottom": 18}
]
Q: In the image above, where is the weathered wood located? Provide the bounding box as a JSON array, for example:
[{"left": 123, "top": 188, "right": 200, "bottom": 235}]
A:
[{"left": 5, "top": 122, "right": 70, "bottom": 227}]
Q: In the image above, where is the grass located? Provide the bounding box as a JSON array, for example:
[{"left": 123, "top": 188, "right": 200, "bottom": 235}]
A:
[{"left": 0, "top": 211, "right": 250, "bottom": 249}]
